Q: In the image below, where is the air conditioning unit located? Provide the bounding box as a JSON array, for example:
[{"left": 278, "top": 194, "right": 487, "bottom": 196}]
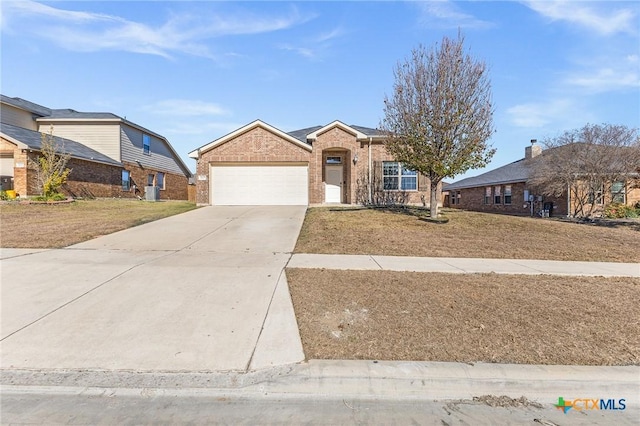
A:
[{"left": 144, "top": 186, "right": 160, "bottom": 201}]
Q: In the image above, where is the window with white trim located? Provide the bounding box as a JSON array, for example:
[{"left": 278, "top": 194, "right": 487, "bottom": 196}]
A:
[
  {"left": 143, "top": 134, "right": 151, "bottom": 155},
  {"left": 383, "top": 162, "right": 417, "bottom": 191},
  {"left": 494, "top": 186, "right": 501, "bottom": 204},
  {"left": 504, "top": 185, "right": 512, "bottom": 205},
  {"left": 147, "top": 173, "right": 154, "bottom": 186}
]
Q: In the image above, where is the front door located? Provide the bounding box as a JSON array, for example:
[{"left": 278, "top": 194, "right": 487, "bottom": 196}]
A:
[{"left": 325, "top": 165, "right": 342, "bottom": 203}]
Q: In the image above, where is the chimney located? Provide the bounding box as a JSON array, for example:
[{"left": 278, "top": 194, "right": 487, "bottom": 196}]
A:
[{"left": 525, "top": 139, "right": 542, "bottom": 159}]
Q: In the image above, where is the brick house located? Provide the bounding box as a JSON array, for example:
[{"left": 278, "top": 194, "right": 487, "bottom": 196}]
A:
[
  {"left": 189, "top": 120, "right": 441, "bottom": 206},
  {"left": 445, "top": 141, "right": 640, "bottom": 217},
  {"left": 0, "top": 95, "right": 192, "bottom": 199}
]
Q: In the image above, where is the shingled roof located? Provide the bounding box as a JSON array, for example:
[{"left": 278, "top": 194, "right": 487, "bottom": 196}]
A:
[
  {"left": 447, "top": 159, "right": 531, "bottom": 190},
  {"left": 0, "top": 123, "right": 122, "bottom": 166},
  {"left": 46, "top": 109, "right": 121, "bottom": 120},
  {"left": 286, "top": 124, "right": 382, "bottom": 143},
  {"left": 0, "top": 95, "right": 51, "bottom": 117}
]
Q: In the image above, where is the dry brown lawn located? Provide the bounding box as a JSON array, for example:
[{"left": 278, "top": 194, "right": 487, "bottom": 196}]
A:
[
  {"left": 0, "top": 199, "right": 197, "bottom": 248},
  {"left": 294, "top": 207, "right": 640, "bottom": 262},
  {"left": 287, "top": 268, "right": 640, "bottom": 366}
]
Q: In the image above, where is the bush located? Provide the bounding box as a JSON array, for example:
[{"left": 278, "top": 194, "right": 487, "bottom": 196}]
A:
[
  {"left": 31, "top": 193, "right": 67, "bottom": 202},
  {"left": 604, "top": 203, "right": 639, "bottom": 219},
  {"left": 0, "top": 190, "right": 7, "bottom": 201}
]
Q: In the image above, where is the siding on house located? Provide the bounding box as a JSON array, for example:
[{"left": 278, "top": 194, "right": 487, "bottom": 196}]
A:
[
  {"left": 1, "top": 104, "right": 38, "bottom": 131},
  {"left": 120, "top": 125, "right": 186, "bottom": 176},
  {"left": 36, "top": 121, "right": 121, "bottom": 161}
]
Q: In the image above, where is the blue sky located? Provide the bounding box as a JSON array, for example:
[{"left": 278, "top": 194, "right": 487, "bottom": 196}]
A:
[{"left": 2, "top": 1, "right": 639, "bottom": 178}]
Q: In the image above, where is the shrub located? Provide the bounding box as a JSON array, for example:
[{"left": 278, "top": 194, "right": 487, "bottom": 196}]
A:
[{"left": 604, "top": 203, "right": 638, "bottom": 219}]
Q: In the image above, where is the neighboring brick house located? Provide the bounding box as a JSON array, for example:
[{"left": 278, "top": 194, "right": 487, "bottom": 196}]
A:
[
  {"left": 0, "top": 95, "right": 192, "bottom": 199},
  {"left": 445, "top": 141, "right": 640, "bottom": 217},
  {"left": 189, "top": 120, "right": 441, "bottom": 206}
]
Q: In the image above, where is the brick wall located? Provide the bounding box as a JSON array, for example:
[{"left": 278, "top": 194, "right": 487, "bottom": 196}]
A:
[
  {"left": 195, "top": 126, "right": 311, "bottom": 205},
  {"left": 449, "top": 182, "right": 569, "bottom": 217},
  {"left": 62, "top": 158, "right": 122, "bottom": 198},
  {"left": 351, "top": 140, "right": 435, "bottom": 206},
  {"left": 123, "top": 161, "right": 189, "bottom": 200},
  {"left": 310, "top": 128, "right": 357, "bottom": 204}
]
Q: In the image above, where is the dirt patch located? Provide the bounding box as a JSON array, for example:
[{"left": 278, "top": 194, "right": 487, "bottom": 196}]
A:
[
  {"left": 471, "top": 395, "right": 544, "bottom": 409},
  {"left": 0, "top": 199, "right": 197, "bottom": 248},
  {"left": 294, "top": 207, "right": 640, "bottom": 262},
  {"left": 287, "top": 268, "right": 640, "bottom": 365}
]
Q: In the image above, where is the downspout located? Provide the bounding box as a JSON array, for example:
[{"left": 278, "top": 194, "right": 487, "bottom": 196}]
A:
[
  {"left": 567, "top": 182, "right": 571, "bottom": 218},
  {"left": 368, "top": 137, "right": 373, "bottom": 204}
]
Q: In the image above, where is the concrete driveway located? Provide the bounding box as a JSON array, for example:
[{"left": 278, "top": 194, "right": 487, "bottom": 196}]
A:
[{"left": 0, "top": 206, "right": 306, "bottom": 372}]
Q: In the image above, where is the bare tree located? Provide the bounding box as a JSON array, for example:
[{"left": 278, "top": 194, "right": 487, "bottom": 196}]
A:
[
  {"left": 381, "top": 32, "right": 495, "bottom": 218},
  {"left": 528, "top": 123, "right": 640, "bottom": 218},
  {"left": 30, "top": 126, "right": 72, "bottom": 198}
]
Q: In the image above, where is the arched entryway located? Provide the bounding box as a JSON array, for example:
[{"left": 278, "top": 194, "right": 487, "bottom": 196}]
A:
[{"left": 322, "top": 149, "right": 351, "bottom": 204}]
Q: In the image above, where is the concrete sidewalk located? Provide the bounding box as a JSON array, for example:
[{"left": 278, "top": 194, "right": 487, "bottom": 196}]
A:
[{"left": 289, "top": 253, "right": 640, "bottom": 277}]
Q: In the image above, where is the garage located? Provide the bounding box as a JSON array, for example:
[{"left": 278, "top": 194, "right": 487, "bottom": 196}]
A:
[{"left": 211, "top": 164, "right": 308, "bottom": 205}]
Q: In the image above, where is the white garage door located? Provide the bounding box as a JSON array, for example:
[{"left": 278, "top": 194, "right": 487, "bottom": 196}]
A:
[
  {"left": 0, "top": 153, "right": 14, "bottom": 176},
  {"left": 211, "top": 164, "right": 308, "bottom": 205}
]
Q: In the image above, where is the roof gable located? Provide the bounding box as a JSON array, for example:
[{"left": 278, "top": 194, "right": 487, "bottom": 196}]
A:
[
  {"left": 189, "top": 120, "right": 312, "bottom": 158},
  {"left": 306, "top": 120, "right": 369, "bottom": 140}
]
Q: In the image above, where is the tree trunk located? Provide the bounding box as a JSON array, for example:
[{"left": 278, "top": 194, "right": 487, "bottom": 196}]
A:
[{"left": 430, "top": 179, "right": 439, "bottom": 218}]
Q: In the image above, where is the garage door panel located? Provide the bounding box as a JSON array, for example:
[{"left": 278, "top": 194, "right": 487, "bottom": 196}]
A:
[{"left": 211, "top": 165, "right": 308, "bottom": 205}]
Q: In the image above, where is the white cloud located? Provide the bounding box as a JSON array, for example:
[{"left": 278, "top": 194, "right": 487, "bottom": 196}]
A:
[
  {"left": 144, "top": 100, "right": 229, "bottom": 117},
  {"left": 165, "top": 121, "right": 244, "bottom": 137},
  {"left": 278, "top": 26, "right": 345, "bottom": 60},
  {"left": 315, "top": 27, "right": 346, "bottom": 43},
  {"left": 507, "top": 99, "right": 577, "bottom": 128},
  {"left": 416, "top": 1, "right": 493, "bottom": 29},
  {"left": 279, "top": 44, "right": 316, "bottom": 59},
  {"left": 563, "top": 53, "right": 640, "bottom": 93},
  {"left": 1, "top": 1, "right": 312, "bottom": 59},
  {"left": 523, "top": 0, "right": 637, "bottom": 35},
  {"left": 567, "top": 68, "right": 640, "bottom": 93}
]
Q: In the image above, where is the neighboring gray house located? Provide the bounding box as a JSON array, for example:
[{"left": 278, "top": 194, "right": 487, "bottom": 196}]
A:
[{"left": 1, "top": 94, "right": 192, "bottom": 199}]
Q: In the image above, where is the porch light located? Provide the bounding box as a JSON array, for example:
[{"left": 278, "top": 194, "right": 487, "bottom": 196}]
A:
[{"left": 353, "top": 153, "right": 359, "bottom": 164}]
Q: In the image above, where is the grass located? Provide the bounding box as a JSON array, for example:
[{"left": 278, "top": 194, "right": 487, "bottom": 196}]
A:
[
  {"left": 294, "top": 207, "right": 640, "bottom": 262},
  {"left": 0, "top": 199, "right": 197, "bottom": 248},
  {"left": 287, "top": 268, "right": 640, "bottom": 366}
]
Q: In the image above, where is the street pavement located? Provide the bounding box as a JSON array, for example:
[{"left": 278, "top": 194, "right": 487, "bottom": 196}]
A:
[{"left": 2, "top": 360, "right": 638, "bottom": 424}]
